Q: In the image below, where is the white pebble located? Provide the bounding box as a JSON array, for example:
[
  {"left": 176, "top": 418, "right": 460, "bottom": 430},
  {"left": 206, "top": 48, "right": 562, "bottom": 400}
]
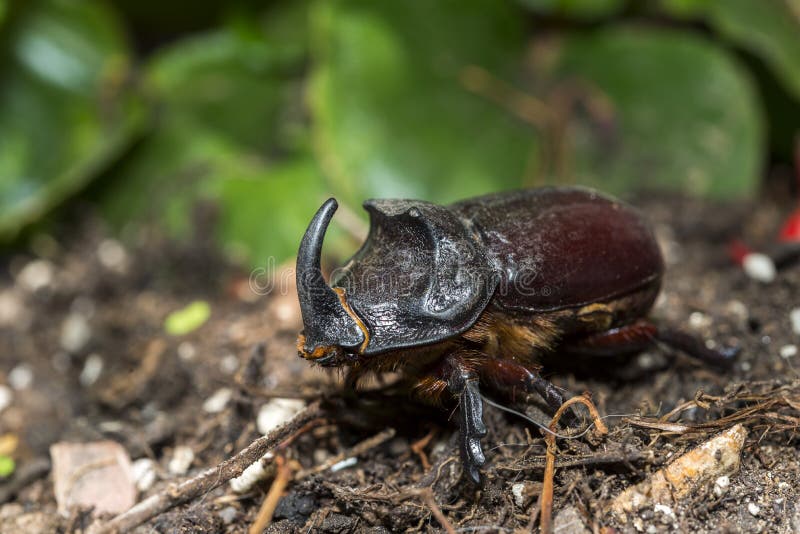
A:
[
  {"left": 748, "top": 502, "right": 760, "bottom": 516},
  {"left": 60, "top": 313, "right": 91, "bottom": 353},
  {"left": 97, "top": 239, "right": 129, "bottom": 273},
  {"left": 131, "top": 458, "right": 157, "bottom": 492},
  {"left": 780, "top": 345, "right": 797, "bottom": 359},
  {"left": 218, "top": 506, "right": 238, "bottom": 525},
  {"left": 688, "top": 311, "right": 710, "bottom": 330},
  {"left": 219, "top": 353, "right": 239, "bottom": 375},
  {"left": 203, "top": 388, "right": 232, "bottom": 413},
  {"left": 791, "top": 308, "right": 800, "bottom": 336},
  {"left": 740, "top": 361, "right": 752, "bottom": 372},
  {"left": 230, "top": 452, "right": 273, "bottom": 493},
  {"left": 654, "top": 504, "right": 676, "bottom": 521},
  {"left": 743, "top": 253, "right": 776, "bottom": 283},
  {"left": 168, "top": 446, "right": 195, "bottom": 475},
  {"left": 330, "top": 457, "right": 358, "bottom": 473},
  {"left": 725, "top": 300, "right": 749, "bottom": 324},
  {"left": 16, "top": 259, "right": 54, "bottom": 292},
  {"left": 511, "top": 483, "right": 526, "bottom": 508},
  {"left": 79, "top": 354, "right": 104, "bottom": 387},
  {"left": 256, "top": 398, "right": 306, "bottom": 435},
  {"left": 177, "top": 341, "right": 196, "bottom": 362},
  {"left": 8, "top": 364, "right": 33, "bottom": 390},
  {"left": 713, "top": 475, "right": 730, "bottom": 497},
  {"left": 0, "top": 385, "right": 13, "bottom": 413}
]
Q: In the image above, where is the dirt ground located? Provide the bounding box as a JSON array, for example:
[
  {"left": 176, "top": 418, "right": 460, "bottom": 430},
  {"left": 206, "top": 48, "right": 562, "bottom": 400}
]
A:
[{"left": 1, "top": 190, "right": 800, "bottom": 533}]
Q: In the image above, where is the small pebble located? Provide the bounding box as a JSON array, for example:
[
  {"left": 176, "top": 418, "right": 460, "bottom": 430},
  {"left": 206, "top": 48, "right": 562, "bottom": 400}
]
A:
[
  {"left": 256, "top": 398, "right": 306, "bottom": 435},
  {"left": 654, "top": 504, "right": 676, "bottom": 521},
  {"left": 203, "top": 388, "right": 232, "bottom": 414},
  {"left": 168, "top": 446, "right": 195, "bottom": 475},
  {"left": 0, "top": 385, "right": 13, "bottom": 413},
  {"left": 79, "top": 354, "right": 104, "bottom": 387},
  {"left": 218, "top": 506, "right": 238, "bottom": 525},
  {"left": 16, "top": 260, "right": 54, "bottom": 292},
  {"left": 740, "top": 361, "right": 752, "bottom": 372},
  {"left": 97, "top": 239, "right": 129, "bottom": 273},
  {"left": 219, "top": 353, "right": 239, "bottom": 375},
  {"left": 725, "top": 300, "right": 749, "bottom": 324},
  {"left": 779, "top": 345, "right": 797, "bottom": 359},
  {"left": 713, "top": 475, "right": 730, "bottom": 497},
  {"left": 742, "top": 253, "right": 776, "bottom": 283},
  {"left": 131, "top": 458, "right": 157, "bottom": 492},
  {"left": 511, "top": 483, "right": 526, "bottom": 508},
  {"left": 8, "top": 364, "right": 33, "bottom": 390},
  {"left": 689, "top": 311, "right": 710, "bottom": 330},
  {"left": 791, "top": 308, "right": 800, "bottom": 336},
  {"left": 60, "top": 313, "right": 91, "bottom": 353},
  {"left": 748, "top": 502, "right": 760, "bottom": 516},
  {"left": 177, "top": 341, "right": 196, "bottom": 362}
]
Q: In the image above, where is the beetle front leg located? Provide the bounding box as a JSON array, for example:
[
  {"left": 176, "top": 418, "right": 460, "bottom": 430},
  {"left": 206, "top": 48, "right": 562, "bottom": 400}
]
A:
[{"left": 444, "top": 361, "right": 487, "bottom": 485}]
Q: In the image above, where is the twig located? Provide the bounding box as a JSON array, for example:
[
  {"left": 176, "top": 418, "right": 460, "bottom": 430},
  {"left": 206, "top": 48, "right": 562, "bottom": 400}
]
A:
[
  {"left": 295, "top": 427, "right": 396, "bottom": 479},
  {"left": 410, "top": 428, "right": 437, "bottom": 471},
  {"left": 402, "top": 488, "right": 457, "bottom": 534},
  {"left": 88, "top": 401, "right": 322, "bottom": 534},
  {"left": 248, "top": 456, "right": 297, "bottom": 534},
  {"left": 533, "top": 395, "right": 608, "bottom": 534}
]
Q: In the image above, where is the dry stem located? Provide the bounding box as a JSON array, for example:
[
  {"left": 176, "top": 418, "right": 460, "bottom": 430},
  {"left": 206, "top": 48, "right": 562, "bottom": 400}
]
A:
[{"left": 534, "top": 395, "right": 608, "bottom": 534}]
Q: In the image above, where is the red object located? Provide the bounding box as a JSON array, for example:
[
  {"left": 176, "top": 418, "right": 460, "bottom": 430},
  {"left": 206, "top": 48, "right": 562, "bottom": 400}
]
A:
[{"left": 778, "top": 209, "right": 800, "bottom": 242}]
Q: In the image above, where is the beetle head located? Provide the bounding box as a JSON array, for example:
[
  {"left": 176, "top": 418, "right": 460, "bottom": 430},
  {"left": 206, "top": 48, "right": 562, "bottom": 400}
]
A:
[
  {"left": 296, "top": 199, "right": 367, "bottom": 365},
  {"left": 331, "top": 199, "right": 497, "bottom": 355}
]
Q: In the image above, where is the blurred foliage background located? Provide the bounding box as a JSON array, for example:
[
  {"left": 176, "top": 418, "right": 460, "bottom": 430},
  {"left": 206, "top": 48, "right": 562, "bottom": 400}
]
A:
[{"left": 1, "top": 0, "right": 799, "bottom": 267}]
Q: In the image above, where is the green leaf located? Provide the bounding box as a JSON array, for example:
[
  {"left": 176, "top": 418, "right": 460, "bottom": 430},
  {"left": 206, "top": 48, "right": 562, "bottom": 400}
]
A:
[
  {"left": 661, "top": 0, "right": 800, "bottom": 101},
  {"left": 310, "top": 0, "right": 538, "bottom": 207},
  {"left": 164, "top": 300, "right": 211, "bottom": 336},
  {"left": 553, "top": 28, "right": 763, "bottom": 198},
  {"left": 145, "top": 28, "right": 299, "bottom": 153},
  {"left": 213, "top": 157, "right": 340, "bottom": 266},
  {"left": 96, "top": 9, "right": 334, "bottom": 266},
  {"left": 0, "top": 0, "right": 145, "bottom": 241},
  {"left": 516, "top": 0, "right": 626, "bottom": 19}
]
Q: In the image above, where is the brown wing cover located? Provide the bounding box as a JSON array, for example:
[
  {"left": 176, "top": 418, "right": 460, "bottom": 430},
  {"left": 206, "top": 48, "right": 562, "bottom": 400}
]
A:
[{"left": 451, "top": 187, "right": 664, "bottom": 313}]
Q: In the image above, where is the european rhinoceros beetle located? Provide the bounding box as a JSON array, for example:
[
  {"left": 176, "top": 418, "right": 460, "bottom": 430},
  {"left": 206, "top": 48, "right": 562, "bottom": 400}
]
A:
[{"left": 296, "top": 186, "right": 737, "bottom": 484}]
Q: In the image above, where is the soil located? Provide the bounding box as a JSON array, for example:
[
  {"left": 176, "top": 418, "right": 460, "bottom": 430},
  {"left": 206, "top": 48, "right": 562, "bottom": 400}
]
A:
[{"left": 1, "top": 191, "right": 800, "bottom": 533}]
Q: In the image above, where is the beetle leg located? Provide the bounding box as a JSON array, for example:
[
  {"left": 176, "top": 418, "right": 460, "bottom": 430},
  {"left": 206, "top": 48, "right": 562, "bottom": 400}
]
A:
[
  {"left": 563, "top": 319, "right": 738, "bottom": 368},
  {"left": 445, "top": 363, "right": 487, "bottom": 485},
  {"left": 479, "top": 358, "right": 576, "bottom": 428}
]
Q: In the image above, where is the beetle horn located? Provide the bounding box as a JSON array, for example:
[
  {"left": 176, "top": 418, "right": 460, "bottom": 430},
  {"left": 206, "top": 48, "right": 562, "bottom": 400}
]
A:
[{"left": 296, "top": 199, "right": 365, "bottom": 352}]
